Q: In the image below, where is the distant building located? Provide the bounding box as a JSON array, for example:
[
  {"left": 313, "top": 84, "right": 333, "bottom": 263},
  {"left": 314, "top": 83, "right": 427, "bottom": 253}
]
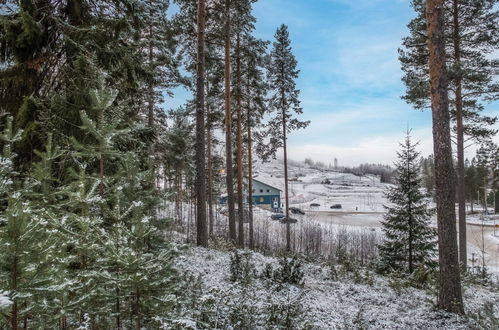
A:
[
  {"left": 334, "top": 158, "right": 338, "bottom": 169},
  {"left": 219, "top": 179, "right": 282, "bottom": 212},
  {"left": 252, "top": 179, "right": 282, "bottom": 211}
]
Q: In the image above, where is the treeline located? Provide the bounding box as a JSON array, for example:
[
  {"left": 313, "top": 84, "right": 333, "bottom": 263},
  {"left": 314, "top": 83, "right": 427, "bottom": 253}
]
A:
[
  {"left": 0, "top": 0, "right": 307, "bottom": 328},
  {"left": 341, "top": 163, "right": 394, "bottom": 183},
  {"left": 421, "top": 142, "right": 499, "bottom": 213},
  {"left": 302, "top": 157, "right": 395, "bottom": 183}
]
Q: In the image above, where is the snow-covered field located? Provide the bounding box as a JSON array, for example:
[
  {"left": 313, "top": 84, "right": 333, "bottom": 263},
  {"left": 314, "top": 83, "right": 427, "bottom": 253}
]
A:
[
  {"left": 255, "top": 161, "right": 386, "bottom": 213},
  {"left": 254, "top": 160, "right": 499, "bottom": 275},
  {"left": 174, "top": 246, "right": 499, "bottom": 329}
]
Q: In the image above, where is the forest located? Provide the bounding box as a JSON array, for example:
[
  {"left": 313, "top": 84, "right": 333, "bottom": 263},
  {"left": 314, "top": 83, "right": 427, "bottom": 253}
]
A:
[{"left": 0, "top": 0, "right": 498, "bottom": 329}]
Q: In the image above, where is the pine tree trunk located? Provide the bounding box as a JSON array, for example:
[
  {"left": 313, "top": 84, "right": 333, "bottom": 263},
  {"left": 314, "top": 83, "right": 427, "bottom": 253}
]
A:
[
  {"left": 195, "top": 0, "right": 208, "bottom": 247},
  {"left": 175, "top": 167, "right": 182, "bottom": 225},
  {"left": 426, "top": 0, "right": 464, "bottom": 314},
  {"left": 247, "top": 101, "right": 254, "bottom": 250},
  {"left": 147, "top": 19, "right": 157, "bottom": 221},
  {"left": 148, "top": 24, "right": 154, "bottom": 131},
  {"left": 282, "top": 105, "right": 291, "bottom": 251},
  {"left": 236, "top": 34, "right": 244, "bottom": 247},
  {"left": 407, "top": 154, "right": 413, "bottom": 274},
  {"left": 206, "top": 100, "right": 214, "bottom": 238},
  {"left": 224, "top": 7, "right": 237, "bottom": 243},
  {"left": 452, "top": 0, "right": 467, "bottom": 272}
]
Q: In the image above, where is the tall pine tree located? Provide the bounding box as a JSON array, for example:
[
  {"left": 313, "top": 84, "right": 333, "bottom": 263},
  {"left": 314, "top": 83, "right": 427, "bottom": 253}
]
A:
[
  {"left": 266, "top": 24, "right": 309, "bottom": 251},
  {"left": 426, "top": 0, "right": 464, "bottom": 313}
]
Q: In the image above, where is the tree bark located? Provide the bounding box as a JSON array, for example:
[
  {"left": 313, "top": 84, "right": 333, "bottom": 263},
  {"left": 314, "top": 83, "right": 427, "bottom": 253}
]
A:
[
  {"left": 282, "top": 105, "right": 291, "bottom": 251},
  {"left": 407, "top": 150, "right": 413, "bottom": 274},
  {"left": 206, "top": 92, "right": 214, "bottom": 238},
  {"left": 224, "top": 5, "right": 237, "bottom": 243},
  {"left": 195, "top": 0, "right": 208, "bottom": 247},
  {"left": 247, "top": 97, "right": 254, "bottom": 249},
  {"left": 452, "top": 0, "right": 467, "bottom": 272},
  {"left": 236, "top": 33, "right": 244, "bottom": 247},
  {"left": 426, "top": 0, "right": 464, "bottom": 314}
]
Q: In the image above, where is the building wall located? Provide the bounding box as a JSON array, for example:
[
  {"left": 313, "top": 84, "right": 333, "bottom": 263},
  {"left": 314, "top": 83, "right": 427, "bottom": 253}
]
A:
[
  {"left": 252, "top": 194, "right": 280, "bottom": 205},
  {"left": 220, "top": 180, "right": 281, "bottom": 208}
]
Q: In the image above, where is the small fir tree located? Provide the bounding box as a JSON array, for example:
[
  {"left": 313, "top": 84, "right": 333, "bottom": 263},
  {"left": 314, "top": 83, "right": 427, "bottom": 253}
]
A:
[{"left": 378, "top": 131, "right": 436, "bottom": 275}]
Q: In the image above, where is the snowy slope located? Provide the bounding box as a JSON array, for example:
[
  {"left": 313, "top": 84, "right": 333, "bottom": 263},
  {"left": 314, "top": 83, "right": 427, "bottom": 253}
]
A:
[
  {"left": 174, "top": 246, "right": 499, "bottom": 329},
  {"left": 254, "top": 159, "right": 388, "bottom": 213}
]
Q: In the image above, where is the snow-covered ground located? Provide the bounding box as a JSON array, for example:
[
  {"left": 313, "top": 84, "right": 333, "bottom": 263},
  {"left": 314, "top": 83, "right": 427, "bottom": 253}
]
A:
[{"left": 174, "top": 246, "right": 499, "bottom": 329}]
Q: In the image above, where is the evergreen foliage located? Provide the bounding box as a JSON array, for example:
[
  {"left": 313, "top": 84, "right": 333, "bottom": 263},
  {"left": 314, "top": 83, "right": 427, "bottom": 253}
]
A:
[
  {"left": 0, "top": 0, "right": 318, "bottom": 326},
  {"left": 378, "top": 132, "right": 437, "bottom": 275},
  {"left": 259, "top": 24, "right": 309, "bottom": 160},
  {"left": 399, "top": 0, "right": 498, "bottom": 138}
]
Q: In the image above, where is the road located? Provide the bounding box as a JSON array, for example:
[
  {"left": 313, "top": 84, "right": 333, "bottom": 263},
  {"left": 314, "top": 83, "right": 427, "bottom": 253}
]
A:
[{"left": 309, "top": 209, "right": 499, "bottom": 274}]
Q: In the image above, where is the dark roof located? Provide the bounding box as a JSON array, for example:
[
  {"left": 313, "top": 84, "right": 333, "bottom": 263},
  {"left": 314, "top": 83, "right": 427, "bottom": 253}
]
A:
[{"left": 253, "top": 179, "right": 282, "bottom": 192}]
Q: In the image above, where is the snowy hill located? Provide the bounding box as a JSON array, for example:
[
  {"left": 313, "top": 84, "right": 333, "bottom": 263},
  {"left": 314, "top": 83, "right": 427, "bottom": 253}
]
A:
[
  {"left": 254, "top": 159, "right": 388, "bottom": 213},
  {"left": 172, "top": 246, "right": 499, "bottom": 329}
]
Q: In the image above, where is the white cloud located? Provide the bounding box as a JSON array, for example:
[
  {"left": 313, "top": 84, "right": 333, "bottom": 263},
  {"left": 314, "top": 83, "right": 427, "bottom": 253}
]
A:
[{"left": 288, "top": 127, "right": 434, "bottom": 167}]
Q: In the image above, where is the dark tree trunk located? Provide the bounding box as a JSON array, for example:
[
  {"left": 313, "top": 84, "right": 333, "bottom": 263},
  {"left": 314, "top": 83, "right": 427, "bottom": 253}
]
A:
[
  {"left": 11, "top": 259, "right": 17, "bottom": 330},
  {"left": 206, "top": 95, "right": 214, "bottom": 238},
  {"left": 195, "top": 0, "right": 208, "bottom": 247},
  {"left": 236, "top": 34, "right": 244, "bottom": 247},
  {"left": 224, "top": 7, "right": 237, "bottom": 243},
  {"left": 247, "top": 99, "right": 254, "bottom": 249},
  {"left": 116, "top": 287, "right": 121, "bottom": 330},
  {"left": 99, "top": 106, "right": 105, "bottom": 197},
  {"left": 408, "top": 157, "right": 413, "bottom": 274},
  {"left": 426, "top": 0, "right": 464, "bottom": 314},
  {"left": 148, "top": 24, "right": 154, "bottom": 130},
  {"left": 282, "top": 106, "right": 291, "bottom": 251},
  {"left": 452, "top": 0, "right": 467, "bottom": 272}
]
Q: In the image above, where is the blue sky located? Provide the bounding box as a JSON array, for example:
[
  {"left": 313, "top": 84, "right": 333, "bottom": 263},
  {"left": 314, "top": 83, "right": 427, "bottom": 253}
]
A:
[
  {"left": 252, "top": 0, "right": 435, "bottom": 167},
  {"left": 170, "top": 0, "right": 498, "bottom": 167}
]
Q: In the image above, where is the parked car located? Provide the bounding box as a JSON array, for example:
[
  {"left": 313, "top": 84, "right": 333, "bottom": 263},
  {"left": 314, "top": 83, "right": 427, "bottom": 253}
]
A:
[
  {"left": 330, "top": 204, "right": 342, "bottom": 209},
  {"left": 289, "top": 207, "right": 305, "bottom": 215},
  {"left": 310, "top": 203, "right": 320, "bottom": 207},
  {"left": 271, "top": 213, "right": 285, "bottom": 220},
  {"left": 279, "top": 217, "right": 298, "bottom": 224}
]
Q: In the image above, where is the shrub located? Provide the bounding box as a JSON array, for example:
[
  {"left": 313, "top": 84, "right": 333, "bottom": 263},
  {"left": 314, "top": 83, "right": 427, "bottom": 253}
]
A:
[
  {"left": 229, "top": 250, "right": 256, "bottom": 285},
  {"left": 265, "top": 291, "right": 310, "bottom": 329},
  {"left": 262, "top": 255, "right": 305, "bottom": 288}
]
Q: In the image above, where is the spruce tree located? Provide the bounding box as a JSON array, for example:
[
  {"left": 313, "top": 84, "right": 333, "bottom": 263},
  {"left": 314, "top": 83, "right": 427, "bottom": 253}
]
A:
[
  {"left": 266, "top": 24, "right": 309, "bottom": 251},
  {"left": 378, "top": 132, "right": 436, "bottom": 275},
  {"left": 0, "top": 119, "right": 61, "bottom": 329}
]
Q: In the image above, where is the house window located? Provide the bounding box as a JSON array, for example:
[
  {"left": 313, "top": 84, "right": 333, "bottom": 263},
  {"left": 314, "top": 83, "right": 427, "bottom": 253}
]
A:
[
  {"left": 260, "top": 189, "right": 263, "bottom": 193},
  {"left": 259, "top": 197, "right": 264, "bottom": 203},
  {"left": 266, "top": 189, "right": 270, "bottom": 192}
]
